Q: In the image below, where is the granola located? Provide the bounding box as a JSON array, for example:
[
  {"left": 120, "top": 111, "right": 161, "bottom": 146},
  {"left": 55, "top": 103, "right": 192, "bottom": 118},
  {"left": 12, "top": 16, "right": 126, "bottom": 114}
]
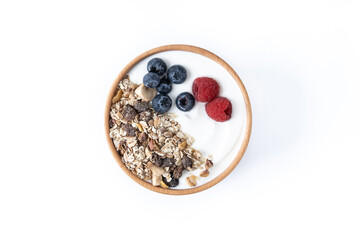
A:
[{"left": 109, "top": 76, "right": 213, "bottom": 188}]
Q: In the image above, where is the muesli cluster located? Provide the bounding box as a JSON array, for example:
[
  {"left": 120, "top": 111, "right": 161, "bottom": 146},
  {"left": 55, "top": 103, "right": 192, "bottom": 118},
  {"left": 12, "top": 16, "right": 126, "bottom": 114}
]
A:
[{"left": 109, "top": 76, "right": 213, "bottom": 188}]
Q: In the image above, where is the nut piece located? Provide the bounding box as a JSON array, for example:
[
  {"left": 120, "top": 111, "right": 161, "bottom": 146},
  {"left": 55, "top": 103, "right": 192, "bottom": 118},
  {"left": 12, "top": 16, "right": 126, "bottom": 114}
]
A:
[
  {"left": 205, "top": 160, "right": 213, "bottom": 170},
  {"left": 178, "top": 141, "right": 187, "bottom": 150},
  {"left": 135, "top": 84, "right": 157, "bottom": 102},
  {"left": 112, "top": 89, "right": 122, "bottom": 103},
  {"left": 193, "top": 150, "right": 201, "bottom": 160},
  {"left": 145, "top": 173, "right": 152, "bottom": 181},
  {"left": 147, "top": 162, "right": 165, "bottom": 186},
  {"left": 145, "top": 147, "right": 152, "bottom": 158},
  {"left": 200, "top": 169, "right": 209, "bottom": 177},
  {"left": 186, "top": 175, "right": 197, "bottom": 187},
  {"left": 148, "top": 139, "right": 158, "bottom": 151}
]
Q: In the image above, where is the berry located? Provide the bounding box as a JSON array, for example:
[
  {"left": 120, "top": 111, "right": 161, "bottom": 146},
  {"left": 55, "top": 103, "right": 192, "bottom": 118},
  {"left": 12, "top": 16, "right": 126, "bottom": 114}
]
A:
[
  {"left": 192, "top": 77, "right": 220, "bottom": 102},
  {"left": 143, "top": 72, "right": 160, "bottom": 88},
  {"left": 147, "top": 58, "right": 167, "bottom": 75},
  {"left": 176, "top": 92, "right": 195, "bottom": 112},
  {"left": 152, "top": 94, "right": 172, "bottom": 113},
  {"left": 162, "top": 175, "right": 179, "bottom": 187},
  {"left": 205, "top": 97, "right": 232, "bottom": 122},
  {"left": 156, "top": 76, "right": 172, "bottom": 94},
  {"left": 167, "top": 65, "right": 187, "bottom": 84}
]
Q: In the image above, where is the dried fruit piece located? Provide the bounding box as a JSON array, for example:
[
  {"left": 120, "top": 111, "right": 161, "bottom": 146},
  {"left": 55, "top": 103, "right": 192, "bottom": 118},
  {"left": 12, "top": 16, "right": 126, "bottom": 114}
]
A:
[
  {"left": 134, "top": 101, "right": 149, "bottom": 112},
  {"left": 109, "top": 119, "right": 115, "bottom": 128},
  {"left": 118, "top": 140, "right": 126, "bottom": 154},
  {"left": 186, "top": 175, "right": 197, "bottom": 187},
  {"left": 138, "top": 132, "right": 147, "bottom": 143},
  {"left": 121, "top": 105, "right": 138, "bottom": 121},
  {"left": 153, "top": 153, "right": 163, "bottom": 167},
  {"left": 182, "top": 156, "right": 192, "bottom": 170},
  {"left": 162, "top": 157, "right": 175, "bottom": 168},
  {"left": 162, "top": 175, "right": 179, "bottom": 187},
  {"left": 112, "top": 89, "right": 123, "bottom": 103},
  {"left": 205, "top": 159, "right": 213, "bottom": 170},
  {"left": 123, "top": 123, "right": 136, "bottom": 136},
  {"left": 200, "top": 169, "right": 209, "bottom": 177},
  {"left": 173, "top": 165, "right": 184, "bottom": 179},
  {"left": 135, "top": 84, "right": 157, "bottom": 101}
]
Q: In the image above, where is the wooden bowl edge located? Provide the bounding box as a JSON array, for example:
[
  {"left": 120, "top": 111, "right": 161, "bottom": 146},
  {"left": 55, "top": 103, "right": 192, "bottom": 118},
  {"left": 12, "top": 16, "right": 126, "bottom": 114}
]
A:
[{"left": 104, "top": 44, "right": 252, "bottom": 195}]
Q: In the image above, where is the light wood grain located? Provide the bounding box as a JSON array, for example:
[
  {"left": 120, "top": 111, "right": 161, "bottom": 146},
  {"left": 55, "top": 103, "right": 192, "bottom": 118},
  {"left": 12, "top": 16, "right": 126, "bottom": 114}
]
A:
[{"left": 104, "top": 44, "right": 252, "bottom": 195}]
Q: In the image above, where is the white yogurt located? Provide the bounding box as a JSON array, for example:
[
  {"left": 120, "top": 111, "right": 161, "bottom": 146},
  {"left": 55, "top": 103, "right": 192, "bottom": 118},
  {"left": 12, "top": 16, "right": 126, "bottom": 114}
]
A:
[{"left": 128, "top": 51, "right": 248, "bottom": 189}]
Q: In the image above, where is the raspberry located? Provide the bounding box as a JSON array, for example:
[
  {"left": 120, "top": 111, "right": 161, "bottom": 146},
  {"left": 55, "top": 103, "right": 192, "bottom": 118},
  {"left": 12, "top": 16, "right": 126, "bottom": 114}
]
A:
[
  {"left": 205, "top": 97, "right": 232, "bottom": 122},
  {"left": 192, "top": 77, "right": 220, "bottom": 102}
]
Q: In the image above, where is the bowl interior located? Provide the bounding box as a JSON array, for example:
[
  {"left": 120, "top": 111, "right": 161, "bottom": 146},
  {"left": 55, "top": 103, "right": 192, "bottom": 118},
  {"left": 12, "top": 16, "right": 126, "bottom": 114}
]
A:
[{"left": 105, "top": 45, "right": 252, "bottom": 195}]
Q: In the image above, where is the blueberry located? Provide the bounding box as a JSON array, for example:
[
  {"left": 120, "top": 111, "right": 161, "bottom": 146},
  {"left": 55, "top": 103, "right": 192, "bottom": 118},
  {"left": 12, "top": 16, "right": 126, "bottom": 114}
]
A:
[
  {"left": 176, "top": 92, "right": 195, "bottom": 112},
  {"left": 156, "top": 76, "right": 172, "bottom": 94},
  {"left": 147, "top": 58, "right": 167, "bottom": 75},
  {"left": 152, "top": 94, "right": 172, "bottom": 114},
  {"left": 167, "top": 65, "right": 187, "bottom": 84},
  {"left": 143, "top": 72, "right": 160, "bottom": 88}
]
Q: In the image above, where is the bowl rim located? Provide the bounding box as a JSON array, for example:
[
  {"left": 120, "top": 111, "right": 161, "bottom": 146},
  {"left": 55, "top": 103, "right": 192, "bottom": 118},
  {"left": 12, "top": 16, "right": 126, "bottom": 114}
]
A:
[{"left": 105, "top": 44, "right": 252, "bottom": 195}]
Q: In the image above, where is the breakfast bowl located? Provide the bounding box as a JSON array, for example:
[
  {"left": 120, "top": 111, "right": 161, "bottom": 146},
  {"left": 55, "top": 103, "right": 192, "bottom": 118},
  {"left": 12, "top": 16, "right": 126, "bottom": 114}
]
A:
[{"left": 105, "top": 44, "right": 252, "bottom": 195}]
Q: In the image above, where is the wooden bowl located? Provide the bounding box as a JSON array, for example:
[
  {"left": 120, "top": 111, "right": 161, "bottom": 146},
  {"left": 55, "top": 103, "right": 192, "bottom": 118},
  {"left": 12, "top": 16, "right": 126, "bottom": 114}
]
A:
[{"left": 105, "top": 44, "right": 252, "bottom": 195}]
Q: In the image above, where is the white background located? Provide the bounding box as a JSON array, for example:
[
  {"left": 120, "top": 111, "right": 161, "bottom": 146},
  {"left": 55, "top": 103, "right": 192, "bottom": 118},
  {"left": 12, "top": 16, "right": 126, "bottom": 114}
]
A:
[{"left": 0, "top": 0, "right": 359, "bottom": 239}]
